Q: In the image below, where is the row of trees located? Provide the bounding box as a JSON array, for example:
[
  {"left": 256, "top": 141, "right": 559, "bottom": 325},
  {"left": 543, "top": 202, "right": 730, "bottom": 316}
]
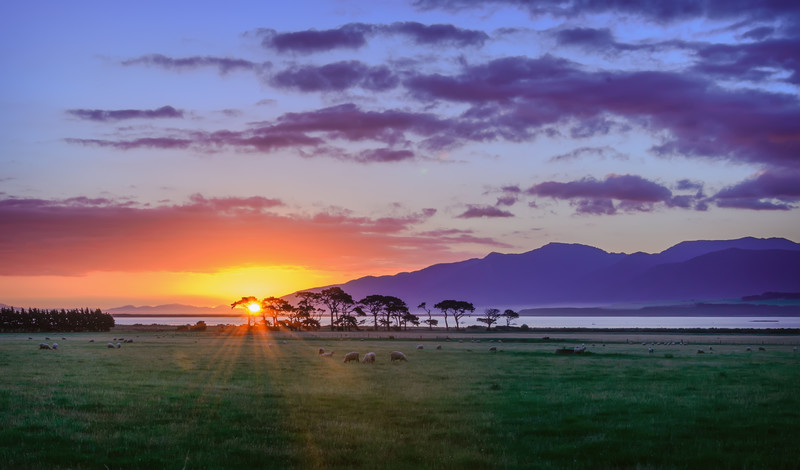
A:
[
  {"left": 0, "top": 307, "right": 115, "bottom": 332},
  {"left": 232, "top": 288, "right": 513, "bottom": 332}
]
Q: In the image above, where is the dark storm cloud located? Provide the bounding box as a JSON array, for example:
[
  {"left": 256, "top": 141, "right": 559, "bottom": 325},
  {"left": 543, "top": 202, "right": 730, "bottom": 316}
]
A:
[
  {"left": 66, "top": 106, "right": 184, "bottom": 122},
  {"left": 270, "top": 61, "right": 399, "bottom": 92}
]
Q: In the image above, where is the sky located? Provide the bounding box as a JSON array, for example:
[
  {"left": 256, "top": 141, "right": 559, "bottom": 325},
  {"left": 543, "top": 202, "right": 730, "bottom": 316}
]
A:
[{"left": 1, "top": 0, "right": 799, "bottom": 309}]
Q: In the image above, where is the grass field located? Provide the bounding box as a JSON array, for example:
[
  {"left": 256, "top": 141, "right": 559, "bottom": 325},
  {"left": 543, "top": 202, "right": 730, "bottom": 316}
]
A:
[{"left": 2, "top": 328, "right": 799, "bottom": 469}]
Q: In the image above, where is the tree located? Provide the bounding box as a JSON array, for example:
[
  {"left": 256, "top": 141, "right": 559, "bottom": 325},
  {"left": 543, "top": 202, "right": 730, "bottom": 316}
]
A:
[
  {"left": 291, "top": 292, "right": 322, "bottom": 331},
  {"left": 502, "top": 309, "right": 520, "bottom": 327},
  {"left": 260, "top": 296, "right": 293, "bottom": 328},
  {"left": 477, "top": 308, "right": 500, "bottom": 330},
  {"left": 433, "top": 300, "right": 475, "bottom": 331},
  {"left": 359, "top": 295, "right": 388, "bottom": 330},
  {"left": 418, "top": 302, "right": 438, "bottom": 330},
  {"left": 318, "top": 287, "right": 355, "bottom": 331},
  {"left": 231, "top": 296, "right": 260, "bottom": 327}
]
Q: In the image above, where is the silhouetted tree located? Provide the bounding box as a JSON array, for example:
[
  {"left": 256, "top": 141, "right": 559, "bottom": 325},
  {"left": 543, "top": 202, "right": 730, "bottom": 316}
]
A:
[
  {"left": 502, "top": 309, "right": 519, "bottom": 327},
  {"left": 418, "top": 302, "right": 438, "bottom": 330},
  {"left": 359, "top": 295, "right": 388, "bottom": 330},
  {"left": 477, "top": 308, "right": 500, "bottom": 330},
  {"left": 434, "top": 300, "right": 475, "bottom": 331},
  {"left": 231, "top": 296, "right": 260, "bottom": 326},
  {"left": 318, "top": 287, "right": 355, "bottom": 331},
  {"left": 260, "top": 296, "right": 293, "bottom": 328}
]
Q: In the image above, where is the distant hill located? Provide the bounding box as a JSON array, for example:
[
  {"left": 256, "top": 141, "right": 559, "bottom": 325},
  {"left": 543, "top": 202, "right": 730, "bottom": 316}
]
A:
[
  {"left": 288, "top": 237, "right": 800, "bottom": 309},
  {"left": 107, "top": 304, "right": 234, "bottom": 315}
]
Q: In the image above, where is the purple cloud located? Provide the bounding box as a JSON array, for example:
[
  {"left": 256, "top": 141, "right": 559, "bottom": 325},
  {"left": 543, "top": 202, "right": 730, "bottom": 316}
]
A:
[
  {"left": 357, "top": 148, "right": 415, "bottom": 163},
  {"left": 527, "top": 174, "right": 673, "bottom": 202},
  {"left": 261, "top": 23, "right": 374, "bottom": 53},
  {"left": 692, "top": 38, "right": 800, "bottom": 84},
  {"left": 65, "top": 137, "right": 192, "bottom": 150},
  {"left": 385, "top": 21, "right": 488, "bottom": 47},
  {"left": 413, "top": 0, "right": 800, "bottom": 24},
  {"left": 457, "top": 205, "right": 514, "bottom": 218},
  {"left": 67, "top": 105, "right": 183, "bottom": 122},
  {"left": 121, "top": 54, "right": 265, "bottom": 75},
  {"left": 712, "top": 170, "right": 800, "bottom": 210},
  {"left": 405, "top": 55, "right": 800, "bottom": 168},
  {"left": 271, "top": 61, "right": 398, "bottom": 92}
]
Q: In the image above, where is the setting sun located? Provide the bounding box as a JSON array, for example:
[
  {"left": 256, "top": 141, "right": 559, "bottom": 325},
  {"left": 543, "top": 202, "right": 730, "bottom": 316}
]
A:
[{"left": 247, "top": 302, "right": 261, "bottom": 314}]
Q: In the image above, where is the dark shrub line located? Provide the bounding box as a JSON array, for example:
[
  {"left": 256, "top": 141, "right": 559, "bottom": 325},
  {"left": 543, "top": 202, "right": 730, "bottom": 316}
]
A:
[{"left": 0, "top": 307, "right": 114, "bottom": 332}]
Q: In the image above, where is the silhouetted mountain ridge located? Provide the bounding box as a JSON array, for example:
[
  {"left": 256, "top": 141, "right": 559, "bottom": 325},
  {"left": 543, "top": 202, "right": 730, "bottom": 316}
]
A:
[{"left": 293, "top": 237, "right": 800, "bottom": 308}]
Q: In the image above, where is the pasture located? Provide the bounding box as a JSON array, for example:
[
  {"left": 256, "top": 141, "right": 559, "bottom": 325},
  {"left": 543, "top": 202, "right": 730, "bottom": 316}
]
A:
[{"left": 1, "top": 328, "right": 799, "bottom": 469}]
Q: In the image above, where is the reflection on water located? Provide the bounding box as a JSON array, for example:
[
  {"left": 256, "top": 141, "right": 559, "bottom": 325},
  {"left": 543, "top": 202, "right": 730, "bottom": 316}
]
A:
[{"left": 112, "top": 315, "right": 800, "bottom": 329}]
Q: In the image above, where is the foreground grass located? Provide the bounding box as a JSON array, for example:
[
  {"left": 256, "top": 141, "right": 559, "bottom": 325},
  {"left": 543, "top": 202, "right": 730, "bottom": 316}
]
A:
[{"left": 1, "top": 330, "right": 799, "bottom": 469}]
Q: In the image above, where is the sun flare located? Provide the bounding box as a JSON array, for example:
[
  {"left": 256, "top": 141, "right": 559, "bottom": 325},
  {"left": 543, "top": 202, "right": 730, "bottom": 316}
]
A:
[{"left": 247, "top": 302, "right": 261, "bottom": 314}]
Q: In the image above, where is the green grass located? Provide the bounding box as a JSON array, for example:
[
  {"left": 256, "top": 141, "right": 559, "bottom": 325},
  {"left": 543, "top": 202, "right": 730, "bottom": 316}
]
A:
[{"left": 1, "top": 331, "right": 799, "bottom": 469}]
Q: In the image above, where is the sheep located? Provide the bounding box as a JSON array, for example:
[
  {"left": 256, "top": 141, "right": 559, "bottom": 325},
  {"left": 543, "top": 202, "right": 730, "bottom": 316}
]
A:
[
  {"left": 116, "top": 343, "right": 121, "bottom": 349},
  {"left": 39, "top": 343, "right": 52, "bottom": 350},
  {"left": 343, "top": 351, "right": 359, "bottom": 363},
  {"left": 318, "top": 347, "right": 326, "bottom": 355},
  {"left": 574, "top": 345, "right": 586, "bottom": 353},
  {"left": 89, "top": 339, "right": 94, "bottom": 343},
  {"left": 320, "top": 351, "right": 334, "bottom": 357},
  {"left": 794, "top": 346, "right": 798, "bottom": 352},
  {"left": 696, "top": 349, "right": 705, "bottom": 354},
  {"left": 746, "top": 347, "right": 752, "bottom": 351},
  {"left": 488, "top": 346, "right": 497, "bottom": 352},
  {"left": 648, "top": 347, "right": 654, "bottom": 353},
  {"left": 107, "top": 342, "right": 115, "bottom": 348},
  {"left": 758, "top": 347, "right": 766, "bottom": 351},
  {"left": 45, "top": 337, "right": 51, "bottom": 341},
  {"left": 52, "top": 343, "right": 58, "bottom": 350},
  {"left": 362, "top": 352, "right": 376, "bottom": 363},
  {"left": 124, "top": 339, "right": 133, "bottom": 343},
  {"left": 390, "top": 351, "right": 407, "bottom": 362},
  {"left": 416, "top": 344, "right": 424, "bottom": 350},
  {"left": 436, "top": 345, "right": 442, "bottom": 350}
]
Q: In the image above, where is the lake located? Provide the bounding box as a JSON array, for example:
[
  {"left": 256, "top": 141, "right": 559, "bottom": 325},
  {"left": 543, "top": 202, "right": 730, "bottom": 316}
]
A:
[{"left": 112, "top": 314, "right": 800, "bottom": 329}]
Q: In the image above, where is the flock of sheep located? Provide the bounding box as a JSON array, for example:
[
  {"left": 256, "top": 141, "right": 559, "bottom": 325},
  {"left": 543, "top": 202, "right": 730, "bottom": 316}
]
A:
[
  {"left": 35, "top": 336, "right": 134, "bottom": 350},
  {"left": 318, "top": 348, "right": 408, "bottom": 363}
]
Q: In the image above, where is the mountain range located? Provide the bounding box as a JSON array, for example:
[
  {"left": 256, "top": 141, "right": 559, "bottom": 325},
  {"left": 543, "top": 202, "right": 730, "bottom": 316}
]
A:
[{"left": 292, "top": 237, "right": 800, "bottom": 309}]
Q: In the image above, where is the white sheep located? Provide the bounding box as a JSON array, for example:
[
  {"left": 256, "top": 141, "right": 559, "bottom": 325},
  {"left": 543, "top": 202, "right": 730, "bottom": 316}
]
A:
[
  {"left": 318, "top": 347, "right": 326, "bottom": 355},
  {"left": 124, "top": 339, "right": 133, "bottom": 343},
  {"left": 488, "top": 346, "right": 497, "bottom": 352},
  {"left": 107, "top": 342, "right": 115, "bottom": 348},
  {"left": 320, "top": 351, "right": 334, "bottom": 357},
  {"left": 52, "top": 343, "right": 59, "bottom": 350},
  {"left": 416, "top": 344, "right": 424, "bottom": 350},
  {"left": 362, "top": 352, "right": 376, "bottom": 363},
  {"left": 343, "top": 351, "right": 359, "bottom": 363},
  {"left": 116, "top": 343, "right": 121, "bottom": 349},
  {"left": 648, "top": 347, "right": 654, "bottom": 353},
  {"left": 39, "top": 343, "right": 51, "bottom": 350},
  {"left": 390, "top": 351, "right": 407, "bottom": 362}
]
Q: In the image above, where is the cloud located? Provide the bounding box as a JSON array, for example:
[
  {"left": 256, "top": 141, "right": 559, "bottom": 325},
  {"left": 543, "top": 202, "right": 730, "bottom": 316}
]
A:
[
  {"left": 0, "top": 195, "right": 468, "bottom": 276},
  {"left": 356, "top": 148, "right": 415, "bottom": 163},
  {"left": 691, "top": 38, "right": 800, "bottom": 84},
  {"left": 549, "top": 146, "right": 628, "bottom": 162},
  {"left": 270, "top": 61, "right": 398, "bottom": 92},
  {"left": 404, "top": 55, "right": 800, "bottom": 168},
  {"left": 712, "top": 170, "right": 800, "bottom": 210},
  {"left": 258, "top": 22, "right": 488, "bottom": 54},
  {"left": 121, "top": 54, "right": 266, "bottom": 75},
  {"left": 456, "top": 205, "right": 514, "bottom": 218},
  {"left": 65, "top": 137, "right": 193, "bottom": 150},
  {"left": 525, "top": 174, "right": 689, "bottom": 215},
  {"left": 413, "top": 0, "right": 800, "bottom": 24},
  {"left": 66, "top": 106, "right": 184, "bottom": 122},
  {"left": 385, "top": 21, "right": 488, "bottom": 47},
  {"left": 260, "top": 23, "right": 374, "bottom": 53}
]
